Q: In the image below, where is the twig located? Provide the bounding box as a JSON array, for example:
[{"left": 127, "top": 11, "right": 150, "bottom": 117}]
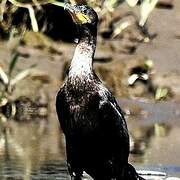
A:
[
  {"left": 7, "top": 0, "right": 65, "bottom": 32},
  {"left": 28, "top": 5, "right": 39, "bottom": 32},
  {"left": 8, "top": 0, "right": 39, "bottom": 32}
]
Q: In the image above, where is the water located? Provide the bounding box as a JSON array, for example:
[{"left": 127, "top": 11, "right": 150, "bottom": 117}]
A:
[
  {"left": 0, "top": 119, "right": 68, "bottom": 179},
  {"left": 0, "top": 159, "right": 69, "bottom": 179},
  {"left": 0, "top": 99, "right": 180, "bottom": 179}
]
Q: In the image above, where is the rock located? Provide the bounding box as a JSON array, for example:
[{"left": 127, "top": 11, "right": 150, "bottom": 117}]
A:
[
  {"left": 137, "top": 170, "right": 167, "bottom": 180},
  {"left": 166, "top": 178, "right": 180, "bottom": 180}
]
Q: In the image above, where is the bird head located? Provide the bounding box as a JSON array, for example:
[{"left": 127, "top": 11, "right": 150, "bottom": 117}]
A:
[{"left": 64, "top": 3, "right": 98, "bottom": 27}]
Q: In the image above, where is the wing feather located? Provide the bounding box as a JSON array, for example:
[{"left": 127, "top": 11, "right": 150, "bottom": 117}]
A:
[{"left": 99, "top": 96, "right": 129, "bottom": 154}]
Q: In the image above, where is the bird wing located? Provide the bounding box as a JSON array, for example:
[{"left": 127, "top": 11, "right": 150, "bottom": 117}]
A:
[
  {"left": 56, "top": 87, "right": 69, "bottom": 134},
  {"left": 98, "top": 95, "right": 130, "bottom": 156},
  {"left": 97, "top": 96, "right": 129, "bottom": 168},
  {"left": 109, "top": 96, "right": 128, "bottom": 132}
]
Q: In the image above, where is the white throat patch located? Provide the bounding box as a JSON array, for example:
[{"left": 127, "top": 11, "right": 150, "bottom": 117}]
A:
[{"left": 69, "top": 42, "right": 94, "bottom": 77}]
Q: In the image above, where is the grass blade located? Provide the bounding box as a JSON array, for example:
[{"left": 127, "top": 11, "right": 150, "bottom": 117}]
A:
[
  {"left": 0, "top": 66, "right": 9, "bottom": 85},
  {"left": 10, "top": 65, "right": 36, "bottom": 86},
  {"left": 126, "top": 0, "right": 139, "bottom": 7},
  {"left": 8, "top": 52, "right": 19, "bottom": 77},
  {"left": 139, "top": 0, "right": 158, "bottom": 26}
]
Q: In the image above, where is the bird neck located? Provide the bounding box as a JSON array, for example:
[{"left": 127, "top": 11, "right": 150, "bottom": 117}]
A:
[{"left": 69, "top": 26, "right": 97, "bottom": 78}]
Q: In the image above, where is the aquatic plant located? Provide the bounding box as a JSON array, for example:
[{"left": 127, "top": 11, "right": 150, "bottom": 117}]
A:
[
  {"left": 0, "top": 51, "right": 35, "bottom": 105},
  {"left": 0, "top": 0, "right": 158, "bottom": 37},
  {"left": 0, "top": 0, "right": 65, "bottom": 32}
]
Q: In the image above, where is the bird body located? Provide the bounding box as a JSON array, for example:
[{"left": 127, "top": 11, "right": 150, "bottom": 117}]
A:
[{"left": 56, "top": 4, "right": 144, "bottom": 180}]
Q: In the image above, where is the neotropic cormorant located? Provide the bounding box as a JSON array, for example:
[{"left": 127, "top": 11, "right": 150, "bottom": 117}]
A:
[{"left": 56, "top": 3, "right": 144, "bottom": 180}]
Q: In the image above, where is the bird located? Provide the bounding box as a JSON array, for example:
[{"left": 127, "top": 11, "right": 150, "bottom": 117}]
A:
[{"left": 56, "top": 3, "right": 144, "bottom": 180}]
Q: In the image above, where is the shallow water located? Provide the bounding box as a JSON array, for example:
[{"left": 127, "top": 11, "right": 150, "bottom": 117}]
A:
[{"left": 0, "top": 99, "right": 180, "bottom": 179}]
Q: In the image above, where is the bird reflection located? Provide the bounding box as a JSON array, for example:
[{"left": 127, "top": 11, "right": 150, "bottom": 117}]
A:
[{"left": 0, "top": 96, "right": 66, "bottom": 180}]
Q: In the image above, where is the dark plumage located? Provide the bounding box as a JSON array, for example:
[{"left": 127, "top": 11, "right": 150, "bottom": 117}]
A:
[{"left": 56, "top": 4, "right": 144, "bottom": 180}]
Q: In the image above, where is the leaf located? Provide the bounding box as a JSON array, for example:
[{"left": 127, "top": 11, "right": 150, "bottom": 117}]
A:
[
  {"left": 112, "top": 21, "right": 131, "bottom": 38},
  {"left": 8, "top": 0, "right": 39, "bottom": 32},
  {"left": 0, "top": 66, "right": 9, "bottom": 85},
  {"left": 128, "top": 74, "right": 139, "bottom": 85},
  {"left": 50, "top": 1, "right": 65, "bottom": 7},
  {"left": 8, "top": 52, "right": 19, "bottom": 77},
  {"left": 139, "top": 0, "right": 158, "bottom": 26},
  {"left": 28, "top": 5, "right": 39, "bottom": 32},
  {"left": 155, "top": 87, "right": 168, "bottom": 100},
  {"left": 126, "top": 0, "right": 139, "bottom": 7},
  {"left": 10, "top": 69, "right": 31, "bottom": 86},
  {"left": 10, "top": 65, "right": 36, "bottom": 86},
  {"left": 103, "top": 0, "right": 123, "bottom": 12}
]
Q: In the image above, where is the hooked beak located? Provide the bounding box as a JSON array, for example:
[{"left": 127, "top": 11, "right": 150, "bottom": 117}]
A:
[{"left": 64, "top": 3, "right": 91, "bottom": 24}]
